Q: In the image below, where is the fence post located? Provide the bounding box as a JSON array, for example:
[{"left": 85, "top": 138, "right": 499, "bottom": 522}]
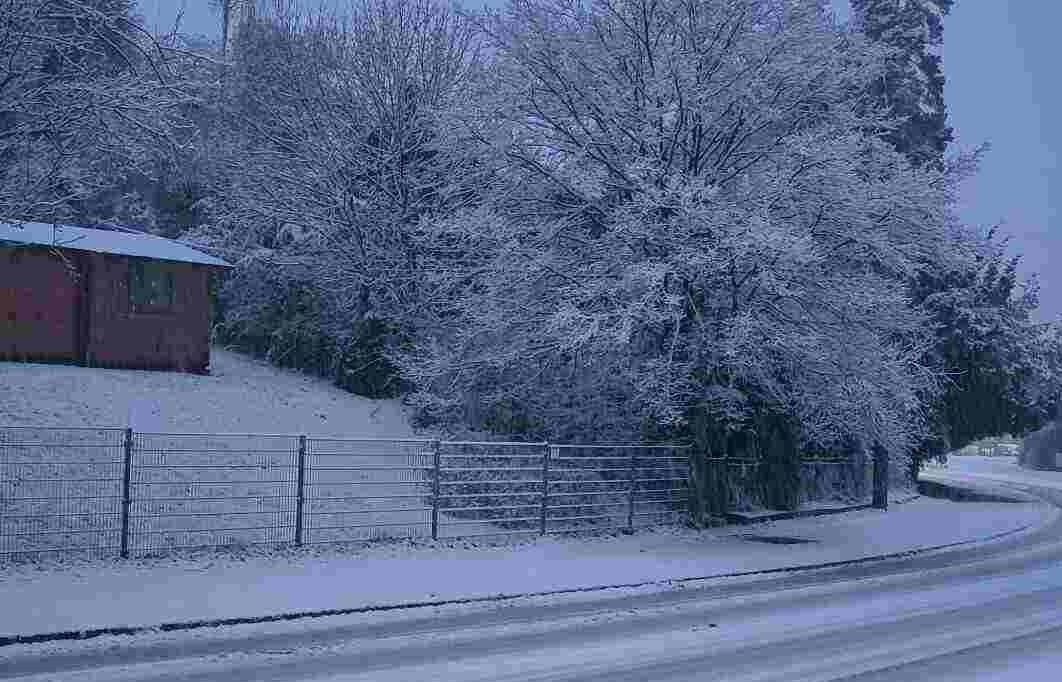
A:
[
  {"left": 431, "top": 440, "right": 441, "bottom": 541},
  {"left": 295, "top": 435, "right": 307, "bottom": 546},
  {"left": 716, "top": 456, "right": 730, "bottom": 522},
  {"left": 626, "top": 449, "right": 637, "bottom": 532},
  {"left": 687, "top": 447, "right": 700, "bottom": 522},
  {"left": 540, "top": 443, "right": 551, "bottom": 536},
  {"left": 872, "top": 444, "right": 889, "bottom": 511},
  {"left": 119, "top": 427, "right": 133, "bottom": 559}
]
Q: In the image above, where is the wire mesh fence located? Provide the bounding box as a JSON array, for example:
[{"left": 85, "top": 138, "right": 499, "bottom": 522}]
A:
[
  {"left": 303, "top": 437, "right": 435, "bottom": 545},
  {"left": 548, "top": 445, "right": 689, "bottom": 533},
  {"left": 129, "top": 433, "right": 300, "bottom": 555},
  {"left": 708, "top": 456, "right": 875, "bottom": 512},
  {"left": 0, "top": 427, "right": 125, "bottom": 559},
  {"left": 798, "top": 457, "right": 874, "bottom": 506},
  {"left": 0, "top": 427, "right": 692, "bottom": 560},
  {"left": 436, "top": 441, "right": 547, "bottom": 538}
]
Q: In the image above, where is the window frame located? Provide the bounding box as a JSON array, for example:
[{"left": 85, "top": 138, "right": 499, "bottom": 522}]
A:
[{"left": 128, "top": 260, "right": 176, "bottom": 313}]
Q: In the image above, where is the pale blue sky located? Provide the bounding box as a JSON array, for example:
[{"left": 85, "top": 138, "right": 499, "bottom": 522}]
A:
[{"left": 141, "top": 1, "right": 1060, "bottom": 320}]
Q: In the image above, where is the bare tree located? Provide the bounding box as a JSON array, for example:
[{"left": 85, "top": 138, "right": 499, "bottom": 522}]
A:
[
  {"left": 212, "top": 0, "right": 258, "bottom": 56},
  {"left": 399, "top": 0, "right": 964, "bottom": 461},
  {"left": 0, "top": 0, "right": 195, "bottom": 224},
  {"left": 207, "top": 0, "right": 481, "bottom": 378}
]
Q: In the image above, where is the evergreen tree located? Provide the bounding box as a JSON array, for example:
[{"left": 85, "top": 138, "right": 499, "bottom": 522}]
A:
[
  {"left": 853, "top": 0, "right": 1061, "bottom": 477},
  {"left": 852, "top": 0, "right": 954, "bottom": 168},
  {"left": 910, "top": 231, "right": 1062, "bottom": 471}
]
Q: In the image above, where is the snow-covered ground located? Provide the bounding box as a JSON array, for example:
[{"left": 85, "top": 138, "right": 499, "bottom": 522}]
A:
[
  {"left": 0, "top": 495, "right": 1052, "bottom": 637},
  {"left": 923, "top": 454, "right": 1062, "bottom": 492},
  {"left": 0, "top": 352, "right": 684, "bottom": 557},
  {"left": 0, "top": 347, "right": 414, "bottom": 436},
  {"left": 3, "top": 356, "right": 1057, "bottom": 645},
  {"left": 0, "top": 349, "right": 434, "bottom": 556}
]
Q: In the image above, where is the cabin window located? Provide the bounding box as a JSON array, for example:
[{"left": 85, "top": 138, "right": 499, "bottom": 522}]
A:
[{"left": 128, "top": 261, "right": 175, "bottom": 310}]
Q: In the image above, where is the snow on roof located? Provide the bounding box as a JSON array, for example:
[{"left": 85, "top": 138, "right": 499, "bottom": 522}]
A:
[{"left": 0, "top": 220, "right": 231, "bottom": 268}]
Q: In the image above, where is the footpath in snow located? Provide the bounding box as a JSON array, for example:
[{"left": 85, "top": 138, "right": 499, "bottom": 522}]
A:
[{"left": 0, "top": 493, "right": 1053, "bottom": 638}]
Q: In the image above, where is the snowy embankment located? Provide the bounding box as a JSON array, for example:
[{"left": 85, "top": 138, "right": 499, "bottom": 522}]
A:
[
  {"left": 0, "top": 351, "right": 676, "bottom": 555},
  {"left": 0, "top": 495, "right": 1052, "bottom": 637},
  {"left": 0, "top": 348, "right": 415, "bottom": 436},
  {"left": 1, "top": 349, "right": 430, "bottom": 555}
]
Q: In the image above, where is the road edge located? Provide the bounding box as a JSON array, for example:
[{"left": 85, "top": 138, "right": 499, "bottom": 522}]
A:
[{"left": 3, "top": 494, "right": 1057, "bottom": 649}]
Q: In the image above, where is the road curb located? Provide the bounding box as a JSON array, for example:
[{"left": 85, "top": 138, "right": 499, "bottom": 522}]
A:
[
  {"left": 917, "top": 477, "right": 1037, "bottom": 504},
  {"left": 726, "top": 503, "right": 873, "bottom": 524},
  {"left": 0, "top": 514, "right": 1047, "bottom": 649}
]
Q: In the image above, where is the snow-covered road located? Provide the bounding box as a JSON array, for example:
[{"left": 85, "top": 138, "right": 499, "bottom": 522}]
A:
[
  {"left": 922, "top": 454, "right": 1062, "bottom": 492},
  {"left": 4, "top": 533, "right": 1062, "bottom": 681},
  {"left": 1, "top": 493, "right": 1049, "bottom": 636},
  {"left": 4, "top": 462, "right": 1062, "bottom": 681}
]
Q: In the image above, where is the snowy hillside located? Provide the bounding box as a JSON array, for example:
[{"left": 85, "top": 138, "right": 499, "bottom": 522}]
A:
[{"left": 0, "top": 348, "right": 415, "bottom": 437}]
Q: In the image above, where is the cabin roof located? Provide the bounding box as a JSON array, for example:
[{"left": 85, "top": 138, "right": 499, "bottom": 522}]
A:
[{"left": 0, "top": 220, "right": 231, "bottom": 268}]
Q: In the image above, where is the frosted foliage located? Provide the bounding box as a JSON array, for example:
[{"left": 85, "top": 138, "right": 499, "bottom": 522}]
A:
[
  {"left": 0, "top": 1, "right": 192, "bottom": 222},
  {"left": 915, "top": 231, "right": 1062, "bottom": 449},
  {"left": 209, "top": 0, "right": 482, "bottom": 330},
  {"left": 398, "top": 0, "right": 963, "bottom": 458},
  {"left": 851, "top": 0, "right": 953, "bottom": 167}
]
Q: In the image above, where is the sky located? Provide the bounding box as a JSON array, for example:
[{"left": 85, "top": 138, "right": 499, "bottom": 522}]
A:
[{"left": 140, "top": 1, "right": 1061, "bottom": 321}]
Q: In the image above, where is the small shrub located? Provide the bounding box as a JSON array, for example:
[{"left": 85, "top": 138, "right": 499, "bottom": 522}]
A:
[{"left": 1021, "top": 421, "right": 1062, "bottom": 470}]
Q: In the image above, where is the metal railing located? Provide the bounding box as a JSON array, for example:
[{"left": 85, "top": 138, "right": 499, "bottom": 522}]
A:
[
  {"left": 128, "top": 432, "right": 301, "bottom": 555},
  {"left": 0, "top": 427, "right": 125, "bottom": 558},
  {"left": 0, "top": 426, "right": 690, "bottom": 560},
  {"left": 704, "top": 457, "right": 874, "bottom": 513}
]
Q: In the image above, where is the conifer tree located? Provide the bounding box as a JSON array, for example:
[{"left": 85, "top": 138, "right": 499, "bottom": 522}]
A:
[
  {"left": 853, "top": 1, "right": 1061, "bottom": 474},
  {"left": 852, "top": 0, "right": 954, "bottom": 168}
]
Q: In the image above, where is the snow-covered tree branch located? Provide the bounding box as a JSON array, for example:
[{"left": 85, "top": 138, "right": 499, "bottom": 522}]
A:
[
  {"left": 0, "top": 0, "right": 195, "bottom": 223},
  {"left": 399, "top": 0, "right": 962, "bottom": 464},
  {"left": 201, "top": 0, "right": 481, "bottom": 394}
]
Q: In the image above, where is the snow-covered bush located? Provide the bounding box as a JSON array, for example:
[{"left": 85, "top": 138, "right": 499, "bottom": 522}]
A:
[
  {"left": 215, "top": 250, "right": 404, "bottom": 398},
  {"left": 1021, "top": 421, "right": 1062, "bottom": 471}
]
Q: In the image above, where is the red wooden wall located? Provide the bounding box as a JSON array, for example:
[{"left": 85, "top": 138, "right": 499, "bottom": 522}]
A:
[
  {"left": 1, "top": 246, "right": 213, "bottom": 373},
  {"left": 0, "top": 247, "right": 80, "bottom": 362}
]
